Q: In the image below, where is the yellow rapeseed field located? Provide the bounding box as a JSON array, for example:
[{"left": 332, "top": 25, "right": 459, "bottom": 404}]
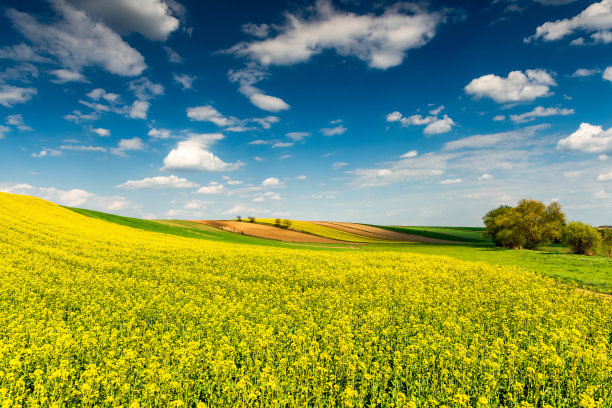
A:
[{"left": 0, "top": 193, "right": 611, "bottom": 407}]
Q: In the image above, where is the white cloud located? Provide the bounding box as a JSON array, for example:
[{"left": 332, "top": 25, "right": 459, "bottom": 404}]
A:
[
  {"left": 599, "top": 154, "right": 609, "bottom": 161},
  {"left": 509, "top": 106, "right": 574, "bottom": 123},
  {"left": 429, "top": 105, "right": 444, "bottom": 115},
  {"left": 228, "top": 0, "right": 444, "bottom": 70},
  {"left": 111, "top": 137, "right": 144, "bottom": 156},
  {"left": 116, "top": 175, "right": 198, "bottom": 189},
  {"left": 173, "top": 73, "right": 195, "bottom": 89},
  {"left": 249, "top": 139, "right": 269, "bottom": 145},
  {"left": 65, "top": 0, "right": 180, "bottom": 41},
  {"left": 50, "top": 69, "right": 88, "bottom": 83},
  {"left": 400, "top": 150, "right": 418, "bottom": 158},
  {"left": 557, "top": 122, "right": 612, "bottom": 153},
  {"left": 0, "top": 85, "right": 37, "bottom": 107},
  {"left": 332, "top": 161, "right": 349, "bottom": 169},
  {"left": 6, "top": 114, "right": 33, "bottom": 131},
  {"left": 445, "top": 125, "right": 547, "bottom": 151},
  {"left": 253, "top": 191, "right": 281, "bottom": 202},
  {"left": 129, "top": 101, "right": 149, "bottom": 119},
  {"left": 262, "top": 177, "right": 280, "bottom": 187},
  {"left": 320, "top": 125, "right": 347, "bottom": 136},
  {"left": 129, "top": 78, "right": 164, "bottom": 101},
  {"left": 63, "top": 110, "right": 100, "bottom": 123},
  {"left": 424, "top": 115, "right": 455, "bottom": 134},
  {"left": 187, "top": 105, "right": 231, "bottom": 126},
  {"left": 387, "top": 108, "right": 454, "bottom": 134},
  {"left": 184, "top": 199, "right": 212, "bottom": 210},
  {"left": 286, "top": 132, "right": 311, "bottom": 141},
  {"left": 162, "top": 133, "right": 244, "bottom": 172},
  {"left": 296, "top": 175, "right": 307, "bottom": 180},
  {"left": 604, "top": 67, "right": 612, "bottom": 82},
  {"left": 272, "top": 142, "right": 293, "bottom": 148},
  {"left": 164, "top": 46, "right": 184, "bottom": 63},
  {"left": 196, "top": 182, "right": 225, "bottom": 194},
  {"left": 278, "top": 154, "right": 292, "bottom": 160},
  {"left": 7, "top": 2, "right": 146, "bottom": 76},
  {"left": 59, "top": 145, "right": 106, "bottom": 152},
  {"left": 31, "top": 148, "right": 61, "bottom": 158},
  {"left": 526, "top": 0, "right": 612, "bottom": 43},
  {"left": 572, "top": 68, "right": 600, "bottom": 77},
  {"left": 0, "top": 183, "right": 137, "bottom": 212},
  {"left": 148, "top": 128, "right": 171, "bottom": 139},
  {"left": 87, "top": 88, "right": 120, "bottom": 103},
  {"left": 92, "top": 128, "right": 111, "bottom": 137},
  {"left": 0, "top": 43, "right": 50, "bottom": 62},
  {"left": 242, "top": 22, "right": 270, "bottom": 38},
  {"left": 478, "top": 173, "right": 494, "bottom": 181},
  {"left": 493, "top": 115, "right": 506, "bottom": 121},
  {"left": 439, "top": 178, "right": 462, "bottom": 184},
  {"left": 465, "top": 69, "right": 555, "bottom": 103},
  {"left": 0, "top": 125, "right": 10, "bottom": 139},
  {"left": 239, "top": 85, "right": 290, "bottom": 112},
  {"left": 597, "top": 172, "right": 612, "bottom": 181}
]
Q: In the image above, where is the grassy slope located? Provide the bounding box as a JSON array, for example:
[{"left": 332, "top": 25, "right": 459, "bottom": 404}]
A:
[
  {"left": 255, "top": 219, "right": 395, "bottom": 243},
  {"left": 66, "top": 208, "right": 357, "bottom": 250},
  {"left": 367, "top": 224, "right": 489, "bottom": 243},
  {"left": 363, "top": 243, "right": 612, "bottom": 294}
]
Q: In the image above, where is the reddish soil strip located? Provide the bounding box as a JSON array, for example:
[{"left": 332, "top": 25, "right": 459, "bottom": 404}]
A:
[
  {"left": 310, "top": 221, "right": 459, "bottom": 244},
  {"left": 192, "top": 220, "right": 350, "bottom": 244}
]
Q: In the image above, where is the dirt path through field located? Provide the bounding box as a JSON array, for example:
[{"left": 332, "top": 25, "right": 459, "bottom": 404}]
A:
[
  {"left": 192, "top": 220, "right": 350, "bottom": 244},
  {"left": 311, "top": 221, "right": 459, "bottom": 244}
]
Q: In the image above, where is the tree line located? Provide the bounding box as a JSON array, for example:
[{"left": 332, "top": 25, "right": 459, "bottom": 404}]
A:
[{"left": 483, "top": 199, "right": 612, "bottom": 256}]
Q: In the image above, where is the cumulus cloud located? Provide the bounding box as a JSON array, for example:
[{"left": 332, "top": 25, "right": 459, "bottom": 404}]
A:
[
  {"left": 509, "top": 106, "right": 574, "bottom": 123},
  {"left": 129, "top": 77, "right": 164, "bottom": 101},
  {"left": 262, "top": 177, "right": 280, "bottom": 187},
  {"left": 604, "top": 67, "right": 612, "bottom": 82},
  {"left": 111, "top": 137, "right": 144, "bottom": 156},
  {"left": 31, "top": 148, "right": 62, "bottom": 158},
  {"left": 332, "top": 161, "right": 349, "bottom": 169},
  {"left": 196, "top": 182, "right": 225, "bottom": 194},
  {"left": 162, "top": 133, "right": 244, "bottom": 172},
  {"left": 228, "top": 0, "right": 444, "bottom": 70},
  {"left": 572, "top": 68, "right": 600, "bottom": 77},
  {"left": 478, "top": 173, "right": 494, "bottom": 181},
  {"left": 0, "top": 183, "right": 136, "bottom": 212},
  {"left": 320, "top": 125, "right": 347, "bottom": 136},
  {"left": 87, "top": 88, "right": 120, "bottom": 103},
  {"left": 227, "top": 64, "right": 290, "bottom": 112},
  {"left": 272, "top": 142, "right": 293, "bottom": 148},
  {"left": 173, "top": 73, "right": 195, "bottom": 89},
  {"left": 386, "top": 107, "right": 455, "bottom": 134},
  {"left": 0, "top": 85, "right": 37, "bottom": 107},
  {"left": 0, "top": 43, "right": 50, "bottom": 63},
  {"left": 63, "top": 110, "right": 100, "bottom": 123},
  {"left": 6, "top": 114, "right": 33, "bottom": 131},
  {"left": 400, "top": 150, "right": 418, "bottom": 158},
  {"left": 439, "top": 178, "right": 462, "bottom": 184},
  {"left": 557, "top": 122, "right": 612, "bottom": 153},
  {"left": 129, "top": 101, "right": 149, "bottom": 119},
  {"left": 465, "top": 69, "right": 555, "bottom": 103},
  {"left": 148, "top": 128, "right": 171, "bottom": 139},
  {"left": 444, "top": 125, "right": 547, "bottom": 150},
  {"left": 286, "top": 132, "right": 311, "bottom": 141},
  {"left": 164, "top": 46, "right": 184, "bottom": 63},
  {"left": 116, "top": 175, "right": 198, "bottom": 189},
  {"left": 50, "top": 69, "right": 88, "bottom": 83},
  {"left": 59, "top": 145, "right": 106, "bottom": 152},
  {"left": 187, "top": 104, "right": 280, "bottom": 131},
  {"left": 92, "top": 128, "right": 110, "bottom": 137},
  {"left": 65, "top": 0, "right": 181, "bottom": 41},
  {"left": 7, "top": 1, "right": 146, "bottom": 76},
  {"left": 597, "top": 172, "right": 612, "bottom": 181},
  {"left": 493, "top": 115, "right": 506, "bottom": 121},
  {"left": 0, "top": 125, "right": 11, "bottom": 139},
  {"left": 526, "top": 0, "right": 612, "bottom": 43}
]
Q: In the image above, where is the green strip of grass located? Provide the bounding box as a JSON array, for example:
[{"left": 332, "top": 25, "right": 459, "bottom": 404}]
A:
[{"left": 366, "top": 224, "right": 489, "bottom": 243}]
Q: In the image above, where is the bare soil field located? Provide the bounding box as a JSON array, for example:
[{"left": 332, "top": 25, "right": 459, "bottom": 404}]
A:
[
  {"left": 310, "top": 221, "right": 459, "bottom": 244},
  {"left": 192, "top": 220, "right": 350, "bottom": 244}
]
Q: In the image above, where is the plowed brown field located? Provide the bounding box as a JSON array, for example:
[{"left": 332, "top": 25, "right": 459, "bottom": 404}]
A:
[
  {"left": 192, "top": 220, "right": 349, "bottom": 243},
  {"left": 310, "top": 221, "right": 459, "bottom": 244}
]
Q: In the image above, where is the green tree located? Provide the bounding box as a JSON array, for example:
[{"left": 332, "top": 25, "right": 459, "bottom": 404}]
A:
[
  {"left": 274, "top": 218, "right": 281, "bottom": 227},
  {"left": 599, "top": 228, "right": 612, "bottom": 257},
  {"left": 482, "top": 205, "right": 513, "bottom": 247},
  {"left": 562, "top": 222, "right": 602, "bottom": 255},
  {"left": 281, "top": 219, "right": 292, "bottom": 229}
]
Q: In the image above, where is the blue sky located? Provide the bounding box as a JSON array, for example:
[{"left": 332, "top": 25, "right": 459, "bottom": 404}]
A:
[{"left": 1, "top": 0, "right": 611, "bottom": 225}]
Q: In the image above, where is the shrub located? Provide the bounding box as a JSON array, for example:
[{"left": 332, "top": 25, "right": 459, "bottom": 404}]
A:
[
  {"left": 236, "top": 215, "right": 242, "bottom": 222},
  {"left": 281, "top": 219, "right": 292, "bottom": 229},
  {"left": 599, "top": 228, "right": 612, "bottom": 257},
  {"left": 248, "top": 216, "right": 255, "bottom": 223},
  {"left": 274, "top": 218, "right": 281, "bottom": 227},
  {"left": 562, "top": 221, "right": 602, "bottom": 255}
]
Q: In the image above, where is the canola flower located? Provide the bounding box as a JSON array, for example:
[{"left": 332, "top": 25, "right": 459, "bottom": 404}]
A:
[{"left": 0, "top": 192, "right": 611, "bottom": 407}]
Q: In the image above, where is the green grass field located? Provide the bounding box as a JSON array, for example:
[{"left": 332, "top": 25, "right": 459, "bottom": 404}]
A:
[{"left": 368, "top": 224, "right": 489, "bottom": 243}]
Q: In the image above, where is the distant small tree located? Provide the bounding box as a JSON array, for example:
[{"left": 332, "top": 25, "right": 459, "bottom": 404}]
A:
[
  {"left": 274, "top": 218, "right": 281, "bottom": 227},
  {"left": 236, "top": 215, "right": 242, "bottom": 222},
  {"left": 248, "top": 216, "right": 255, "bottom": 223},
  {"left": 599, "top": 228, "right": 612, "bottom": 257},
  {"left": 562, "top": 222, "right": 602, "bottom": 255},
  {"left": 281, "top": 219, "right": 292, "bottom": 229}
]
